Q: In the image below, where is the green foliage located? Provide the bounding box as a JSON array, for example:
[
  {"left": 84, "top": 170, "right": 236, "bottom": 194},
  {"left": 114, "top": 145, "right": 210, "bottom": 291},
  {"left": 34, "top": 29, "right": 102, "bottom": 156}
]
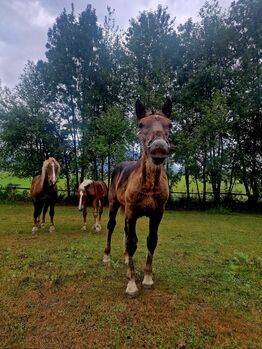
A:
[{"left": 0, "top": 0, "right": 261, "bottom": 205}]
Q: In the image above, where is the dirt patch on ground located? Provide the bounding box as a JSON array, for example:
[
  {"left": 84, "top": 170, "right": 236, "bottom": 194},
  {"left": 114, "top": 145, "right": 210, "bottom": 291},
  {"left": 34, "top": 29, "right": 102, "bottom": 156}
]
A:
[{"left": 2, "top": 281, "right": 261, "bottom": 349}]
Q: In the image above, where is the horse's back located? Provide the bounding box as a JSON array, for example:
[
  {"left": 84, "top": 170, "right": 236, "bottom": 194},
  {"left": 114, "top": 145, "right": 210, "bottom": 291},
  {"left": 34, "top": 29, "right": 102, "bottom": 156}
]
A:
[
  {"left": 96, "top": 181, "right": 108, "bottom": 199},
  {"left": 111, "top": 161, "right": 138, "bottom": 187},
  {"left": 109, "top": 161, "right": 139, "bottom": 204}
]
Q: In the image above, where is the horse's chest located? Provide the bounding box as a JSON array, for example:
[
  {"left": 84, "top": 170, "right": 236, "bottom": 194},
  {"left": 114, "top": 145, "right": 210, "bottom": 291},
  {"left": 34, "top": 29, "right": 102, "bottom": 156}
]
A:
[{"left": 129, "top": 188, "right": 168, "bottom": 215}]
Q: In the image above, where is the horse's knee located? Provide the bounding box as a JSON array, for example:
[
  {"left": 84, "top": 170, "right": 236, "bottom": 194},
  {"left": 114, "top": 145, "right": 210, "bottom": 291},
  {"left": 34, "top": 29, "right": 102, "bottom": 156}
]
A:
[
  {"left": 107, "top": 218, "right": 116, "bottom": 232},
  {"left": 147, "top": 235, "right": 158, "bottom": 255},
  {"left": 49, "top": 205, "right": 55, "bottom": 217},
  {"left": 126, "top": 235, "right": 138, "bottom": 256}
]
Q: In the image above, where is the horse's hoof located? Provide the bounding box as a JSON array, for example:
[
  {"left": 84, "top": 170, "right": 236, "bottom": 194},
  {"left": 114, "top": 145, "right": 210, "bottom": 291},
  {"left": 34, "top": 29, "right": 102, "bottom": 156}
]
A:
[
  {"left": 126, "top": 290, "right": 139, "bottom": 298},
  {"left": 81, "top": 225, "right": 87, "bottom": 231},
  {"left": 126, "top": 280, "right": 139, "bottom": 298},
  {"left": 142, "top": 283, "right": 154, "bottom": 290},
  {"left": 49, "top": 225, "right": 55, "bottom": 233},
  {"left": 40, "top": 223, "right": 45, "bottom": 228},
  {"left": 102, "top": 254, "right": 110, "bottom": 263},
  {"left": 142, "top": 275, "right": 154, "bottom": 289},
  {"left": 93, "top": 224, "right": 101, "bottom": 233},
  {"left": 32, "top": 226, "right": 38, "bottom": 234}
]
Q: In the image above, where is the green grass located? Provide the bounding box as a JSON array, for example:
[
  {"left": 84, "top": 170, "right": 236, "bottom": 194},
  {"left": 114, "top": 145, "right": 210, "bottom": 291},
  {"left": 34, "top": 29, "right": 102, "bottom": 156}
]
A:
[
  {"left": 173, "top": 175, "right": 246, "bottom": 194},
  {"left": 0, "top": 172, "right": 246, "bottom": 194},
  {"left": 0, "top": 172, "right": 67, "bottom": 190},
  {"left": 0, "top": 172, "right": 31, "bottom": 187},
  {"left": 0, "top": 203, "right": 261, "bottom": 348}
]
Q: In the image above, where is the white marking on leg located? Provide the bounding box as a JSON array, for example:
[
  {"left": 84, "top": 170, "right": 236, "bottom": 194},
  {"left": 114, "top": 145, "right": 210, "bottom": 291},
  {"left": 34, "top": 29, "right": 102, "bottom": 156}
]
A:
[
  {"left": 126, "top": 279, "right": 139, "bottom": 297},
  {"left": 93, "top": 223, "right": 101, "bottom": 232},
  {"left": 81, "top": 224, "right": 87, "bottom": 231},
  {"left": 32, "top": 226, "right": 38, "bottom": 234},
  {"left": 142, "top": 274, "right": 154, "bottom": 288},
  {"left": 49, "top": 225, "right": 55, "bottom": 233},
  {"left": 103, "top": 254, "right": 111, "bottom": 263},
  {"left": 124, "top": 254, "right": 129, "bottom": 265}
]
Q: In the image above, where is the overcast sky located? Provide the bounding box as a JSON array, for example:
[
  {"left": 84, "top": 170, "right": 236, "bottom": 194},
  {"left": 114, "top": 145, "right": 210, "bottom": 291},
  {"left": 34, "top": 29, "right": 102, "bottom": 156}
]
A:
[{"left": 0, "top": 0, "right": 232, "bottom": 89}]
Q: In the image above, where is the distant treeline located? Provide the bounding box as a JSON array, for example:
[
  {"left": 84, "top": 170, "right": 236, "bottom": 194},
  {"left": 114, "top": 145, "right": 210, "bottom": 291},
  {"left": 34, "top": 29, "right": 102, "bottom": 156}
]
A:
[{"left": 0, "top": 0, "right": 261, "bottom": 207}]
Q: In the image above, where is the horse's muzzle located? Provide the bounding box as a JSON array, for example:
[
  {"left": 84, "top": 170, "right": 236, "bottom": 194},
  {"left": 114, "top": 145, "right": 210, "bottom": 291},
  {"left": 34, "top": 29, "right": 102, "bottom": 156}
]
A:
[{"left": 148, "top": 139, "right": 170, "bottom": 165}]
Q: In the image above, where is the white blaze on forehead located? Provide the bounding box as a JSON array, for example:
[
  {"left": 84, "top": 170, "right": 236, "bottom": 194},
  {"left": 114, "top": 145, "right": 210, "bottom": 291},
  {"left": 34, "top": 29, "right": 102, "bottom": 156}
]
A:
[
  {"left": 51, "top": 163, "right": 56, "bottom": 183},
  {"left": 78, "top": 180, "right": 93, "bottom": 210},
  {"left": 79, "top": 179, "right": 93, "bottom": 191},
  {"left": 78, "top": 191, "right": 84, "bottom": 210}
]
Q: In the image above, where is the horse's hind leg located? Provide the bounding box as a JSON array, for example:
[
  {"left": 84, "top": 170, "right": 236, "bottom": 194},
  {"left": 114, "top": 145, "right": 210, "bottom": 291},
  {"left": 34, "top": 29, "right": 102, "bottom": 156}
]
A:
[
  {"left": 103, "top": 201, "right": 120, "bottom": 263},
  {"left": 142, "top": 212, "right": 163, "bottom": 289},
  {"left": 92, "top": 200, "right": 101, "bottom": 233},
  {"left": 81, "top": 205, "right": 87, "bottom": 231},
  {"left": 98, "top": 200, "right": 103, "bottom": 223},
  {"left": 32, "top": 201, "right": 44, "bottom": 234}
]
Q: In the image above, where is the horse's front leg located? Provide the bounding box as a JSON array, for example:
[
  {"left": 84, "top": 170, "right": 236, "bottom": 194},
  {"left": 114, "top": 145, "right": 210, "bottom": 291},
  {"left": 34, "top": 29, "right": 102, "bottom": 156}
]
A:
[
  {"left": 32, "top": 201, "right": 44, "bottom": 234},
  {"left": 142, "top": 211, "right": 163, "bottom": 289},
  {"left": 49, "top": 200, "right": 56, "bottom": 232},
  {"left": 103, "top": 201, "right": 120, "bottom": 263},
  {"left": 92, "top": 200, "right": 101, "bottom": 233},
  {"left": 41, "top": 202, "right": 49, "bottom": 228},
  {"left": 81, "top": 204, "right": 87, "bottom": 231},
  {"left": 125, "top": 217, "right": 139, "bottom": 297},
  {"left": 98, "top": 200, "right": 103, "bottom": 224}
]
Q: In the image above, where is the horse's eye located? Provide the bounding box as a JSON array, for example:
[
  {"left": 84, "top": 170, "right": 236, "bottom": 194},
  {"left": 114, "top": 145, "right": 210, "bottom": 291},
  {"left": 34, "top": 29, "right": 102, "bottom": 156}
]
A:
[
  {"left": 138, "top": 122, "right": 143, "bottom": 128},
  {"left": 169, "top": 123, "right": 172, "bottom": 129}
]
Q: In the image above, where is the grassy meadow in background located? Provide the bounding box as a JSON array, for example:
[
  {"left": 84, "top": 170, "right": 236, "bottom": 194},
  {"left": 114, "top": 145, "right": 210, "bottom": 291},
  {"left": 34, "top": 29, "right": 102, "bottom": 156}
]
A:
[
  {"left": 0, "top": 172, "right": 246, "bottom": 195},
  {"left": 0, "top": 203, "right": 261, "bottom": 348}
]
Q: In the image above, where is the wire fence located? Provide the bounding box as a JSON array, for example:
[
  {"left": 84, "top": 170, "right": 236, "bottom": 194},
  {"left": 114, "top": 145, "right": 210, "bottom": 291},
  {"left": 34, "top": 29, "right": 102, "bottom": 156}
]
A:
[{"left": 0, "top": 185, "right": 252, "bottom": 200}]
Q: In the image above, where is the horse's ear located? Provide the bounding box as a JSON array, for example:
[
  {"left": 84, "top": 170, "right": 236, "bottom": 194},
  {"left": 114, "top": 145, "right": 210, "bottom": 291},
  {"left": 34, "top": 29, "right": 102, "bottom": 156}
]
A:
[
  {"left": 162, "top": 97, "right": 172, "bottom": 118},
  {"left": 135, "top": 98, "right": 146, "bottom": 119}
]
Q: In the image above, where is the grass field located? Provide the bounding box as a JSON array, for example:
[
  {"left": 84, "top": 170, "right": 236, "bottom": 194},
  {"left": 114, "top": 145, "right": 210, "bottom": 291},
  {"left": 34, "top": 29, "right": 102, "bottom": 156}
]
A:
[
  {"left": 0, "top": 172, "right": 246, "bottom": 194},
  {"left": 0, "top": 203, "right": 261, "bottom": 349}
]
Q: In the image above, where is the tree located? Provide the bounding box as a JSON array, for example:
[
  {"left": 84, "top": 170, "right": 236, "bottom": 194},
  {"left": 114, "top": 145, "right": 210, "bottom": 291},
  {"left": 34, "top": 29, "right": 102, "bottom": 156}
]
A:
[
  {"left": 96, "top": 106, "right": 135, "bottom": 185},
  {"left": 125, "top": 5, "right": 177, "bottom": 108}
]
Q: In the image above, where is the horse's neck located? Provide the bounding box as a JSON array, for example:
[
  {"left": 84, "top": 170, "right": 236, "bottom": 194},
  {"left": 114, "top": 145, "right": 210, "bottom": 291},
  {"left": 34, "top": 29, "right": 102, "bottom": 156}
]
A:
[
  {"left": 38, "top": 168, "right": 47, "bottom": 190},
  {"left": 140, "top": 155, "right": 163, "bottom": 189}
]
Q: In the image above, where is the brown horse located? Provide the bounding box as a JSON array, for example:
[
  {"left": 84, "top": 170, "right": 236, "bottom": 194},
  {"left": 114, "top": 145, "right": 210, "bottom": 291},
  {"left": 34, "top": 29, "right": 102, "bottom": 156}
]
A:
[
  {"left": 103, "top": 97, "right": 172, "bottom": 297},
  {"left": 78, "top": 180, "right": 108, "bottom": 232},
  {"left": 31, "top": 157, "right": 60, "bottom": 234}
]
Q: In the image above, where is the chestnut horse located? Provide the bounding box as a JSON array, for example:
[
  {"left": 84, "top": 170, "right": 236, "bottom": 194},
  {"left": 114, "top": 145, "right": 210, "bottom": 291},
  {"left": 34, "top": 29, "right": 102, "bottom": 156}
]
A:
[
  {"left": 78, "top": 180, "right": 108, "bottom": 232},
  {"left": 31, "top": 157, "right": 60, "bottom": 234},
  {"left": 103, "top": 97, "right": 172, "bottom": 297}
]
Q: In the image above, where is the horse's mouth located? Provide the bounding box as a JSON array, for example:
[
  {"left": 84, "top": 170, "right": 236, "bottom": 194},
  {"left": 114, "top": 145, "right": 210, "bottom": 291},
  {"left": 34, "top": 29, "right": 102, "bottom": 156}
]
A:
[{"left": 151, "top": 154, "right": 167, "bottom": 165}]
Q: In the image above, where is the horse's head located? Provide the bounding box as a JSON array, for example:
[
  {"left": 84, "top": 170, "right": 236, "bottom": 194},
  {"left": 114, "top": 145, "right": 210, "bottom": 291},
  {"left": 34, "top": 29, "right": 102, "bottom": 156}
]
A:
[
  {"left": 44, "top": 158, "right": 60, "bottom": 186},
  {"left": 136, "top": 97, "right": 172, "bottom": 165},
  {"left": 78, "top": 180, "right": 93, "bottom": 211}
]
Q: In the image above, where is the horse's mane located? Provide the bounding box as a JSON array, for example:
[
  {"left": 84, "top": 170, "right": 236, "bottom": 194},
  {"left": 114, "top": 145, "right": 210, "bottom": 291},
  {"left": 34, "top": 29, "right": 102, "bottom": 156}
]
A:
[
  {"left": 42, "top": 157, "right": 60, "bottom": 175},
  {"left": 79, "top": 179, "right": 93, "bottom": 191}
]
